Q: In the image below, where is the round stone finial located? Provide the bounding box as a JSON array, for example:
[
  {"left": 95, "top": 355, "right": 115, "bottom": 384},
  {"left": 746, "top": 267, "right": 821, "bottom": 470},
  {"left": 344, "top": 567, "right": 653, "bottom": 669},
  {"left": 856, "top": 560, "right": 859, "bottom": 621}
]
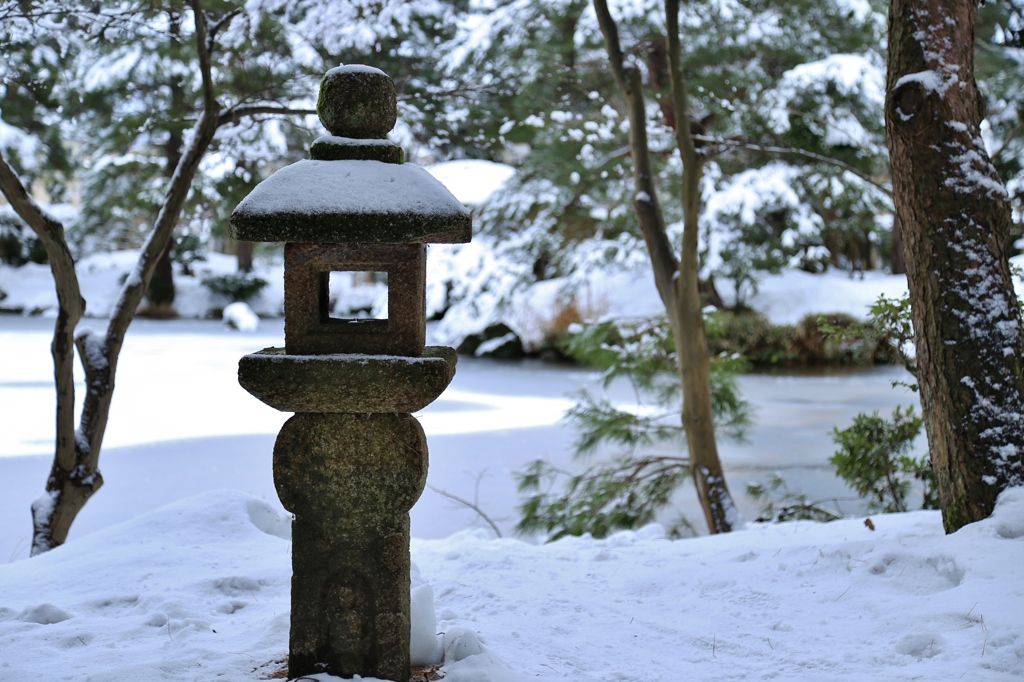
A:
[{"left": 317, "top": 65, "right": 397, "bottom": 139}]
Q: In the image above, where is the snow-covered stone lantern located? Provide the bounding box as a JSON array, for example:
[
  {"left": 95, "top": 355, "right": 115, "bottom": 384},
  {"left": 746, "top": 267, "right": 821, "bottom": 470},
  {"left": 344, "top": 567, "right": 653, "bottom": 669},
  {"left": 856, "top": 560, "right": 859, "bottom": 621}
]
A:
[{"left": 229, "top": 65, "right": 470, "bottom": 681}]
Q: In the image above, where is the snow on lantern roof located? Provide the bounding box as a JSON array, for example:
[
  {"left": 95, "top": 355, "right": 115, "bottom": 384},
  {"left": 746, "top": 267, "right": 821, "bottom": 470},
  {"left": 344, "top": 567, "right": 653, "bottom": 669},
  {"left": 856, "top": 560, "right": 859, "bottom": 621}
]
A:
[{"left": 230, "top": 159, "right": 471, "bottom": 244}]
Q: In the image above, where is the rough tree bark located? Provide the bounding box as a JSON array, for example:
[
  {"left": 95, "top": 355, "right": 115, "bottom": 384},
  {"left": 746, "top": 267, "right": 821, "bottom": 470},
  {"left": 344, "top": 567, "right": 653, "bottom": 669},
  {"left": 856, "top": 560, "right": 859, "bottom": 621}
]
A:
[
  {"left": 890, "top": 213, "right": 907, "bottom": 275},
  {"left": 0, "top": 0, "right": 315, "bottom": 554},
  {"left": 594, "top": 0, "right": 740, "bottom": 533},
  {"left": 886, "top": 0, "right": 1024, "bottom": 532}
]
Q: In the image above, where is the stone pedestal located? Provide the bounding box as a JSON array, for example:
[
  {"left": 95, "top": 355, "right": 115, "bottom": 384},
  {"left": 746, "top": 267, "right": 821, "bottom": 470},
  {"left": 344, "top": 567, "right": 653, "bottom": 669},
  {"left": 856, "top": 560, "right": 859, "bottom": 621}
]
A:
[
  {"left": 277, "top": 412, "right": 427, "bottom": 680},
  {"left": 239, "top": 350, "right": 456, "bottom": 681}
]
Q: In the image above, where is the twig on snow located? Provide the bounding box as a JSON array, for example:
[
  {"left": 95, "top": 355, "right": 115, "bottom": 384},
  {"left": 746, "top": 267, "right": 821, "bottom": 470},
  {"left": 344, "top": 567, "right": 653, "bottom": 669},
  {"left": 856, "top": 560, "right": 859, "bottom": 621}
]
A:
[{"left": 427, "top": 473, "right": 503, "bottom": 538}]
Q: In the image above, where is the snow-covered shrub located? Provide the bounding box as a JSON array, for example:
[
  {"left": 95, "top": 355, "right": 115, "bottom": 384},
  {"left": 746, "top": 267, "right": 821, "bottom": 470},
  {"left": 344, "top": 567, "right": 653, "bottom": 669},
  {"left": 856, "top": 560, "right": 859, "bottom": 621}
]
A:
[
  {"left": 201, "top": 273, "right": 268, "bottom": 304},
  {"left": 172, "top": 233, "right": 206, "bottom": 276},
  {"left": 222, "top": 301, "right": 260, "bottom": 332},
  {"left": 0, "top": 204, "right": 78, "bottom": 266},
  {"left": 702, "top": 164, "right": 821, "bottom": 305}
]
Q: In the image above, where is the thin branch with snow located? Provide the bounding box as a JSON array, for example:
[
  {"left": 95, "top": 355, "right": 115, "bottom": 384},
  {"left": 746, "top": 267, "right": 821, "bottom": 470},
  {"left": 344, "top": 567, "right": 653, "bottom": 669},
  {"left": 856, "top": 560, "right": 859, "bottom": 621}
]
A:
[{"left": 695, "top": 135, "right": 892, "bottom": 195}]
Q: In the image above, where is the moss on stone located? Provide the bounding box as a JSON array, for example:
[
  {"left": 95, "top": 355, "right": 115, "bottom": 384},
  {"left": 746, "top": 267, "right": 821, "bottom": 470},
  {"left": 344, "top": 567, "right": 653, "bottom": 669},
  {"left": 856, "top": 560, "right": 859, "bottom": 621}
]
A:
[
  {"left": 275, "top": 411, "right": 425, "bottom": 681},
  {"left": 317, "top": 66, "right": 396, "bottom": 139},
  {"left": 310, "top": 138, "right": 404, "bottom": 163}
]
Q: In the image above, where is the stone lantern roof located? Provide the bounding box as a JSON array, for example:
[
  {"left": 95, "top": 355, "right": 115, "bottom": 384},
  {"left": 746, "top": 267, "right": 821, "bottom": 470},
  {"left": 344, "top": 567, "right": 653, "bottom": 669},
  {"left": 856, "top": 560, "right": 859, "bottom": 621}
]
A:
[
  {"left": 228, "top": 65, "right": 472, "bottom": 356},
  {"left": 229, "top": 65, "right": 471, "bottom": 245}
]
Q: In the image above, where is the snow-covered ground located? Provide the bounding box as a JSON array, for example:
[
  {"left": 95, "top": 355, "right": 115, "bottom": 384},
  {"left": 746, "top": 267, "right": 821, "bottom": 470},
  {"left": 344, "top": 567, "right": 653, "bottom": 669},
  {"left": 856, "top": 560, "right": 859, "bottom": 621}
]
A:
[
  {"left": 1, "top": 483, "right": 1022, "bottom": 680},
  {"left": 0, "top": 315, "right": 1021, "bottom": 680}
]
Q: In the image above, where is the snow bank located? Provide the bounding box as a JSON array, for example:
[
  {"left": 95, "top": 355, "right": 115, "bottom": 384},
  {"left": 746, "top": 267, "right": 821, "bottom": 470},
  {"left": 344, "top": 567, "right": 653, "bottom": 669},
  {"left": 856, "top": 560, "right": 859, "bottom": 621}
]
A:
[
  {"left": 222, "top": 301, "right": 260, "bottom": 332},
  {"left": 429, "top": 244, "right": 912, "bottom": 351},
  {"left": 424, "top": 159, "right": 515, "bottom": 206},
  {"left": 1, "top": 489, "right": 1021, "bottom": 680},
  {"left": 0, "top": 251, "right": 285, "bottom": 319},
  {"left": 0, "top": 491, "right": 466, "bottom": 681},
  {"left": 733, "top": 267, "right": 911, "bottom": 325}
]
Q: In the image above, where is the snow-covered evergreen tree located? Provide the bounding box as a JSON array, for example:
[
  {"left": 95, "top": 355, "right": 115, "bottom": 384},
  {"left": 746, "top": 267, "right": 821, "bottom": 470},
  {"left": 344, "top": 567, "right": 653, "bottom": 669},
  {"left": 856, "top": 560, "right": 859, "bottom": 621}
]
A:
[{"left": 422, "top": 0, "right": 902, "bottom": 351}]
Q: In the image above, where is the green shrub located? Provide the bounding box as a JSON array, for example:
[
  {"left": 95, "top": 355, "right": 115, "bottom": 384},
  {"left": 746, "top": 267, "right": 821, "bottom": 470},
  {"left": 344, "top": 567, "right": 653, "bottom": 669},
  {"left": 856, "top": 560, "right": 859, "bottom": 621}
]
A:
[
  {"left": 830, "top": 405, "right": 935, "bottom": 513},
  {"left": 704, "top": 309, "right": 890, "bottom": 367},
  {"left": 796, "top": 312, "right": 885, "bottom": 365},
  {"left": 746, "top": 473, "right": 846, "bottom": 523},
  {"left": 173, "top": 233, "right": 206, "bottom": 276},
  {"left": 201, "top": 273, "right": 268, "bottom": 303},
  {"left": 704, "top": 310, "right": 800, "bottom": 366},
  {"left": 515, "top": 315, "right": 750, "bottom": 540}
]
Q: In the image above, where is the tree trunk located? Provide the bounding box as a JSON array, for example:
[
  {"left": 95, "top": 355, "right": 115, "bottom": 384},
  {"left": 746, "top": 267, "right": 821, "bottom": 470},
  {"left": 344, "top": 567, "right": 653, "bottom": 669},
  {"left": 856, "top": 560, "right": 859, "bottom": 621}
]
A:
[
  {"left": 594, "top": 0, "right": 739, "bottom": 533},
  {"left": 0, "top": 157, "right": 95, "bottom": 555},
  {"left": 236, "top": 239, "right": 254, "bottom": 273},
  {"left": 824, "top": 232, "right": 841, "bottom": 268},
  {"left": 2, "top": 0, "right": 316, "bottom": 554},
  {"left": 8, "top": 1, "right": 222, "bottom": 553},
  {"left": 886, "top": 0, "right": 1024, "bottom": 532},
  {"left": 665, "top": 0, "right": 736, "bottom": 531},
  {"left": 145, "top": 241, "right": 176, "bottom": 311}
]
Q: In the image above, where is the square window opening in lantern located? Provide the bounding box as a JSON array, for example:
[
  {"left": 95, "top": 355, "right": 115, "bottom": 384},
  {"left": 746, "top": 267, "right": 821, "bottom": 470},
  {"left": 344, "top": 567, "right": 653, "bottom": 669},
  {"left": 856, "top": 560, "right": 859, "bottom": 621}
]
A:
[{"left": 327, "top": 271, "right": 388, "bottom": 320}]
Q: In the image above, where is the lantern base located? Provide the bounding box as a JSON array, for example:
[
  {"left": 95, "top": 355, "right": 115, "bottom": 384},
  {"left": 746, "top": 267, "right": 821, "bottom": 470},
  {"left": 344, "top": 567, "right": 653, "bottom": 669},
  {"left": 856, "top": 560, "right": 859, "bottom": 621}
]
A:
[{"left": 274, "top": 412, "right": 428, "bottom": 682}]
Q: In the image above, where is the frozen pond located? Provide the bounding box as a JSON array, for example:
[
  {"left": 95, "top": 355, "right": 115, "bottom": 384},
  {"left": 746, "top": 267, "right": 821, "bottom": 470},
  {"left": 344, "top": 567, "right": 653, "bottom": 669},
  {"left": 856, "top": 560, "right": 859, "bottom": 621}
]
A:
[{"left": 0, "top": 317, "right": 922, "bottom": 558}]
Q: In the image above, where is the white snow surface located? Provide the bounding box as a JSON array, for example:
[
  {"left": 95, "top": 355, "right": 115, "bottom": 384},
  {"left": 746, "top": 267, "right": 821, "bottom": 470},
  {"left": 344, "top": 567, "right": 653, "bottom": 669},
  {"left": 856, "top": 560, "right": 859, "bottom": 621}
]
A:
[
  {"left": 10, "top": 241, "right": 1024, "bottom": 353},
  {"left": 327, "top": 63, "right": 388, "bottom": 77},
  {"left": 0, "top": 251, "right": 284, "bottom": 319},
  {"left": 313, "top": 135, "right": 398, "bottom": 148},
  {"left": 1, "top": 487, "right": 1022, "bottom": 681},
  {"left": 232, "top": 159, "right": 469, "bottom": 223},
  {"left": 222, "top": 301, "right": 260, "bottom": 332}
]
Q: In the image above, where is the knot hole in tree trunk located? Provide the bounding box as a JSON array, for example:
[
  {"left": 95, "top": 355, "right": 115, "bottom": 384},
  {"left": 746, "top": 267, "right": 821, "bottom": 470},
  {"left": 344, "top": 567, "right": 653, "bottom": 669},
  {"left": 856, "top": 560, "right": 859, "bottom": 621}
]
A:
[{"left": 889, "top": 80, "right": 929, "bottom": 128}]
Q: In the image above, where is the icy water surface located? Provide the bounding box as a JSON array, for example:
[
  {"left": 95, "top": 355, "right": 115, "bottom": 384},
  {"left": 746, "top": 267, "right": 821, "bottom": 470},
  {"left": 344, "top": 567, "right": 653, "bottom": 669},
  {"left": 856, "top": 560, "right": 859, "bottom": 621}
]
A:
[{"left": 0, "top": 316, "right": 921, "bottom": 557}]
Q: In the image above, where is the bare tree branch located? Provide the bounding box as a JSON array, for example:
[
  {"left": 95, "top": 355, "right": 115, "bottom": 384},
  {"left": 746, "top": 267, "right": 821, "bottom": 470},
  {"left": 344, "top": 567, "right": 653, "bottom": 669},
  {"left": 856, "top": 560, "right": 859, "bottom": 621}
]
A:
[
  {"left": 665, "top": 0, "right": 699, "bottom": 173},
  {"left": 427, "top": 483, "right": 503, "bottom": 538},
  {"left": 207, "top": 8, "right": 241, "bottom": 45},
  {"left": 593, "top": 0, "right": 679, "bottom": 309},
  {"left": 41, "top": 0, "right": 226, "bottom": 552},
  {"left": 592, "top": 0, "right": 628, "bottom": 93},
  {"left": 11, "top": 0, "right": 322, "bottom": 555},
  {"left": 695, "top": 135, "right": 892, "bottom": 195},
  {"left": 192, "top": 0, "right": 216, "bottom": 112},
  {"left": 218, "top": 105, "right": 317, "bottom": 128},
  {"left": 0, "top": 154, "right": 83, "bottom": 482}
]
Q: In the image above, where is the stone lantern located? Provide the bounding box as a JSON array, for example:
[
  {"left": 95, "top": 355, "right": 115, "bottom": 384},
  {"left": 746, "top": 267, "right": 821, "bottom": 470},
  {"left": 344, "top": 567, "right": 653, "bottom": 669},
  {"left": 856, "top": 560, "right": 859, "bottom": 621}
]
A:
[{"left": 230, "top": 65, "right": 470, "bottom": 681}]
